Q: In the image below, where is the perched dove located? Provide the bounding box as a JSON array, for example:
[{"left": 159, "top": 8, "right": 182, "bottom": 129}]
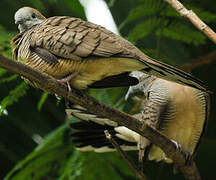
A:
[
  {"left": 69, "top": 72, "right": 209, "bottom": 163},
  {"left": 11, "top": 7, "right": 209, "bottom": 91}
]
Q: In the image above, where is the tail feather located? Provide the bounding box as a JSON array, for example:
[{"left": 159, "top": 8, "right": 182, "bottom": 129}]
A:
[
  {"left": 68, "top": 104, "right": 146, "bottom": 153},
  {"left": 70, "top": 120, "right": 137, "bottom": 152},
  {"left": 70, "top": 121, "right": 114, "bottom": 131},
  {"left": 66, "top": 105, "right": 118, "bottom": 127},
  {"left": 140, "top": 56, "right": 210, "bottom": 92}
]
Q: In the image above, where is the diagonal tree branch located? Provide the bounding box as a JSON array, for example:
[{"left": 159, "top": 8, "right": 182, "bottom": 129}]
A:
[
  {"left": 0, "top": 54, "right": 201, "bottom": 180},
  {"left": 180, "top": 50, "right": 216, "bottom": 71},
  {"left": 105, "top": 130, "right": 149, "bottom": 180},
  {"left": 164, "top": 0, "right": 216, "bottom": 44}
]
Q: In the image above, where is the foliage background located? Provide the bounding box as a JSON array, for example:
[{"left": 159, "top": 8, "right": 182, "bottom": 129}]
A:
[{"left": 0, "top": 0, "right": 216, "bottom": 179}]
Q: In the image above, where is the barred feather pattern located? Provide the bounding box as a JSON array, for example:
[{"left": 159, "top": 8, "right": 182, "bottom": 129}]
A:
[
  {"left": 144, "top": 78, "right": 208, "bottom": 163},
  {"left": 12, "top": 8, "right": 209, "bottom": 91},
  {"left": 68, "top": 73, "right": 209, "bottom": 164}
]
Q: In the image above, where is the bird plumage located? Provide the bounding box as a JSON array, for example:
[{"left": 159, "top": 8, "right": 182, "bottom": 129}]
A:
[
  {"left": 127, "top": 71, "right": 209, "bottom": 162},
  {"left": 69, "top": 72, "right": 209, "bottom": 163},
  {"left": 12, "top": 7, "right": 209, "bottom": 91},
  {"left": 68, "top": 106, "right": 141, "bottom": 152},
  {"left": 71, "top": 120, "right": 138, "bottom": 153}
]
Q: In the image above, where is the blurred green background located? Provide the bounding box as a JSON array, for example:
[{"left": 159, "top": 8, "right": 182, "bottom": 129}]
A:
[{"left": 0, "top": 0, "right": 216, "bottom": 179}]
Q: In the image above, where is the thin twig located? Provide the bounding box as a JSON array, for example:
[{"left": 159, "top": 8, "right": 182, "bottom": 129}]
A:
[
  {"left": 164, "top": 0, "right": 216, "bottom": 44},
  {"left": 0, "top": 55, "right": 201, "bottom": 180},
  {"left": 104, "top": 130, "right": 149, "bottom": 180},
  {"left": 181, "top": 50, "right": 216, "bottom": 71}
]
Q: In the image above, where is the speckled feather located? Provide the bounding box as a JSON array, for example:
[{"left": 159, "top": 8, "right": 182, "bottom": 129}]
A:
[
  {"left": 68, "top": 73, "right": 209, "bottom": 163},
  {"left": 11, "top": 10, "right": 209, "bottom": 90},
  {"left": 133, "top": 76, "right": 209, "bottom": 163}
]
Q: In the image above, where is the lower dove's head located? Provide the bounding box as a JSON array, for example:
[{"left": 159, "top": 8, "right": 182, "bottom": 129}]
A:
[
  {"left": 14, "top": 7, "right": 46, "bottom": 32},
  {"left": 125, "top": 71, "right": 154, "bottom": 100}
]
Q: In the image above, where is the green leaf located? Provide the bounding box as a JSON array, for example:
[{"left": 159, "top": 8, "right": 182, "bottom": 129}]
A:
[
  {"left": 141, "top": 48, "right": 177, "bottom": 66},
  {"left": 0, "top": 26, "right": 15, "bottom": 58},
  {"left": 0, "top": 68, "right": 8, "bottom": 77},
  {"left": 121, "top": 1, "right": 214, "bottom": 47},
  {"left": 88, "top": 87, "right": 127, "bottom": 110},
  {"left": 37, "top": 92, "right": 49, "bottom": 111},
  {"left": 0, "top": 82, "right": 29, "bottom": 115},
  {"left": 88, "top": 89, "right": 113, "bottom": 106},
  {"left": 128, "top": 18, "right": 162, "bottom": 42},
  {"left": 4, "top": 124, "right": 74, "bottom": 180},
  {"left": 108, "top": 0, "right": 116, "bottom": 8},
  {"left": 4, "top": 122, "right": 136, "bottom": 180},
  {"left": 187, "top": 6, "right": 216, "bottom": 23},
  {"left": 119, "top": 0, "right": 161, "bottom": 29},
  {"left": 0, "top": 74, "right": 18, "bottom": 84},
  {"left": 156, "top": 23, "right": 206, "bottom": 45},
  {"left": 30, "top": 0, "right": 45, "bottom": 11},
  {"left": 62, "top": 0, "right": 85, "bottom": 19},
  {"left": 69, "top": 151, "right": 135, "bottom": 180}
]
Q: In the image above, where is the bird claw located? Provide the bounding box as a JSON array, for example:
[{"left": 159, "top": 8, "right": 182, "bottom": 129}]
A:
[
  {"left": 57, "top": 72, "right": 78, "bottom": 108},
  {"left": 173, "top": 151, "right": 193, "bottom": 174},
  {"left": 58, "top": 72, "right": 78, "bottom": 83},
  {"left": 171, "top": 139, "right": 193, "bottom": 167},
  {"left": 183, "top": 151, "right": 193, "bottom": 166},
  {"left": 171, "top": 139, "right": 182, "bottom": 152},
  {"left": 58, "top": 72, "right": 79, "bottom": 92}
]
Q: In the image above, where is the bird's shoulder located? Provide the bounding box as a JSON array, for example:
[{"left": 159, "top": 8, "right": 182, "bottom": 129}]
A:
[{"left": 27, "top": 16, "right": 138, "bottom": 59}]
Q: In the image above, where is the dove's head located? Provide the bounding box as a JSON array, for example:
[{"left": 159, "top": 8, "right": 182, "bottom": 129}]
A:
[
  {"left": 125, "top": 71, "right": 154, "bottom": 101},
  {"left": 14, "top": 7, "right": 46, "bottom": 32}
]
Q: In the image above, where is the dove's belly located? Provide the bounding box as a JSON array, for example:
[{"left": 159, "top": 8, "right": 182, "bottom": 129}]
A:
[
  {"left": 148, "top": 79, "right": 207, "bottom": 163},
  {"left": 25, "top": 55, "right": 144, "bottom": 89}
]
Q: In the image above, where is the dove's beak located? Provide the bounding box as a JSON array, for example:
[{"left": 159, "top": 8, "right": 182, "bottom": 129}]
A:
[{"left": 15, "top": 19, "right": 24, "bottom": 24}]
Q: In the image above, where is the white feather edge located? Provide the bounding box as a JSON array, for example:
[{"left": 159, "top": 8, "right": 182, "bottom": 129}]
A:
[
  {"left": 67, "top": 106, "right": 145, "bottom": 153},
  {"left": 114, "top": 126, "right": 140, "bottom": 143},
  {"left": 76, "top": 145, "right": 138, "bottom": 153},
  {"left": 66, "top": 108, "right": 118, "bottom": 127}
]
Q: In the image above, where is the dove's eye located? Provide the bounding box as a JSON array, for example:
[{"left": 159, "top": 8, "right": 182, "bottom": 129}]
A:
[{"left": 31, "top": 13, "right": 36, "bottom": 18}]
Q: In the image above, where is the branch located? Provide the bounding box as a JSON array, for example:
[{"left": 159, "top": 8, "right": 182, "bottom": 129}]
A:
[
  {"left": 180, "top": 50, "right": 216, "bottom": 71},
  {"left": 0, "top": 55, "right": 201, "bottom": 180},
  {"left": 104, "top": 130, "right": 149, "bottom": 180},
  {"left": 164, "top": 0, "right": 216, "bottom": 44}
]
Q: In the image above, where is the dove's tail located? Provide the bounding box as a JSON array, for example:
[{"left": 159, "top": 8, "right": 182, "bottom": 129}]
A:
[
  {"left": 67, "top": 105, "right": 138, "bottom": 152},
  {"left": 70, "top": 121, "right": 138, "bottom": 152},
  {"left": 139, "top": 56, "right": 210, "bottom": 93}
]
